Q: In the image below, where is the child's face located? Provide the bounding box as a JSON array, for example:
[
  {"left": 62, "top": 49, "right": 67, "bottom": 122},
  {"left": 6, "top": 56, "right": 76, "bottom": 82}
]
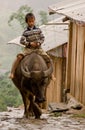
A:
[{"left": 27, "top": 17, "right": 35, "bottom": 28}]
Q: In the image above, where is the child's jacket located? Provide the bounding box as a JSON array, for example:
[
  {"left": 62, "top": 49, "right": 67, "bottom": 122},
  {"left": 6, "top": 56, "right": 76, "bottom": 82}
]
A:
[{"left": 20, "top": 26, "right": 45, "bottom": 48}]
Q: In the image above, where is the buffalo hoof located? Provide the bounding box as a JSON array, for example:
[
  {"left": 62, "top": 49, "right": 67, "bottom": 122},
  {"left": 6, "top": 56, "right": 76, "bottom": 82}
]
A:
[
  {"left": 35, "top": 111, "right": 42, "bottom": 119},
  {"left": 32, "top": 102, "right": 42, "bottom": 118},
  {"left": 35, "top": 115, "right": 41, "bottom": 119},
  {"left": 23, "top": 114, "right": 29, "bottom": 119},
  {"left": 23, "top": 112, "right": 34, "bottom": 119}
]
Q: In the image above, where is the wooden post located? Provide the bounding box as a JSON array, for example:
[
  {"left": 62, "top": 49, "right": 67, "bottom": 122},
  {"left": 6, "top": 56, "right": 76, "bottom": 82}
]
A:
[
  {"left": 82, "top": 27, "right": 85, "bottom": 105},
  {"left": 75, "top": 25, "right": 84, "bottom": 102},
  {"left": 65, "top": 21, "right": 73, "bottom": 90},
  {"left": 55, "top": 58, "right": 62, "bottom": 102},
  {"left": 70, "top": 22, "right": 77, "bottom": 96}
]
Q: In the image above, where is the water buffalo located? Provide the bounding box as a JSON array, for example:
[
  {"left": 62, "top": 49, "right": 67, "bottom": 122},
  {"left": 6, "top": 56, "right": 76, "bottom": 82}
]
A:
[{"left": 12, "top": 52, "right": 53, "bottom": 118}]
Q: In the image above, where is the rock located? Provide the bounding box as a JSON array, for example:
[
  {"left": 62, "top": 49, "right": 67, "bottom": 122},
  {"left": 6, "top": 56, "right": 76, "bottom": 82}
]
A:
[
  {"left": 48, "top": 102, "right": 69, "bottom": 112},
  {"left": 67, "top": 93, "right": 83, "bottom": 110}
]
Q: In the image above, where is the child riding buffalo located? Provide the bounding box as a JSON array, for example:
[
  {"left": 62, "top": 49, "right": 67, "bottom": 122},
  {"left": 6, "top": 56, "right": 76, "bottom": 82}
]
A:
[{"left": 9, "top": 13, "right": 55, "bottom": 80}]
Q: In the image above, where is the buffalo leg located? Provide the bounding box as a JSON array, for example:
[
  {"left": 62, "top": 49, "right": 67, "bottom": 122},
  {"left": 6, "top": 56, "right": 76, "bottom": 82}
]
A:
[
  {"left": 21, "top": 78, "right": 42, "bottom": 118},
  {"left": 20, "top": 79, "right": 30, "bottom": 118},
  {"left": 32, "top": 102, "right": 42, "bottom": 119},
  {"left": 29, "top": 94, "right": 42, "bottom": 119},
  {"left": 20, "top": 90, "right": 30, "bottom": 118}
]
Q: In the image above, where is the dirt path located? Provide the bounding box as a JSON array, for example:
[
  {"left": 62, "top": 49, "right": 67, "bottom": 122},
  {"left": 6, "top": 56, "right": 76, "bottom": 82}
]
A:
[{"left": 0, "top": 107, "right": 85, "bottom": 130}]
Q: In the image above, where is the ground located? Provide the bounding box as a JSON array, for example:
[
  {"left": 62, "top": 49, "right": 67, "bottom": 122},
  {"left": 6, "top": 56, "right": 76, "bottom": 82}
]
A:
[{"left": 0, "top": 106, "right": 85, "bottom": 130}]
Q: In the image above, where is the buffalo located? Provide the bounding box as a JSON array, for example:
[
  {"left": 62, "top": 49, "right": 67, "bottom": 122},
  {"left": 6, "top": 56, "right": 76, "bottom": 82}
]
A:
[{"left": 12, "top": 52, "right": 53, "bottom": 118}]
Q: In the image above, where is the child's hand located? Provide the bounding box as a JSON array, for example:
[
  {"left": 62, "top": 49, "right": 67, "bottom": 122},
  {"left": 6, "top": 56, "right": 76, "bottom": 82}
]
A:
[{"left": 30, "top": 42, "right": 38, "bottom": 47}]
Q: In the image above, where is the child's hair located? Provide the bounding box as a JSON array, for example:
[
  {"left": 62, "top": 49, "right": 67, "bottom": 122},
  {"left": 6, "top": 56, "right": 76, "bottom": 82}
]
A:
[{"left": 25, "top": 13, "right": 35, "bottom": 23}]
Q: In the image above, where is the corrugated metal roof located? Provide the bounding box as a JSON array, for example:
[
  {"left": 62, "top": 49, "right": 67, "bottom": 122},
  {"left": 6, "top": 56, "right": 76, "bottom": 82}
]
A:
[
  {"left": 49, "top": 0, "right": 85, "bottom": 23},
  {"left": 8, "top": 16, "right": 68, "bottom": 52}
]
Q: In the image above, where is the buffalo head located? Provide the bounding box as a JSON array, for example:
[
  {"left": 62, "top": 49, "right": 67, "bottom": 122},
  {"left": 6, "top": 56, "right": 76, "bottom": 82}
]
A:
[{"left": 21, "top": 53, "right": 53, "bottom": 103}]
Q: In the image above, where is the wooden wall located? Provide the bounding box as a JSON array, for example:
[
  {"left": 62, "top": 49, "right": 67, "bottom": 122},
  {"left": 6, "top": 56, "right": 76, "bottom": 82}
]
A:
[
  {"left": 46, "top": 57, "right": 66, "bottom": 107},
  {"left": 65, "top": 21, "right": 85, "bottom": 105}
]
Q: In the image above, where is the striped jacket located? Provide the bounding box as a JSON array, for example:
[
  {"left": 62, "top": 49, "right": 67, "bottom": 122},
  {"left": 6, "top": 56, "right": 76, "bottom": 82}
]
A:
[{"left": 20, "top": 26, "right": 45, "bottom": 48}]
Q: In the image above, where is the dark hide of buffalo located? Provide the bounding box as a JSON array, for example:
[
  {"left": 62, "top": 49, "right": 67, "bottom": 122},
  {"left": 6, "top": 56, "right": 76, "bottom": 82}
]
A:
[{"left": 12, "top": 52, "right": 53, "bottom": 118}]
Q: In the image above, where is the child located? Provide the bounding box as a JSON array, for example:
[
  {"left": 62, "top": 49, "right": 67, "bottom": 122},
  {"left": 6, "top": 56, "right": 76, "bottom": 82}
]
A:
[
  {"left": 9, "top": 13, "right": 55, "bottom": 80},
  {"left": 20, "top": 13, "right": 45, "bottom": 55}
]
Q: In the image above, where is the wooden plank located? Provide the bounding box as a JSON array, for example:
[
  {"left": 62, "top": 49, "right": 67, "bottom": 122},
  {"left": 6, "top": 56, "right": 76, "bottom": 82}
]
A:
[
  {"left": 75, "top": 25, "right": 80, "bottom": 101},
  {"left": 82, "top": 27, "right": 85, "bottom": 105},
  {"left": 75, "top": 25, "right": 84, "bottom": 102},
  {"left": 46, "top": 81, "right": 54, "bottom": 107},
  {"left": 79, "top": 27, "right": 85, "bottom": 102},
  {"left": 46, "top": 60, "right": 56, "bottom": 106},
  {"left": 45, "top": 23, "right": 68, "bottom": 25},
  {"left": 52, "top": 61, "right": 57, "bottom": 102},
  {"left": 65, "top": 21, "right": 73, "bottom": 89},
  {"left": 54, "top": 58, "right": 62, "bottom": 102},
  {"left": 61, "top": 58, "right": 66, "bottom": 101},
  {"left": 70, "top": 22, "right": 77, "bottom": 96}
]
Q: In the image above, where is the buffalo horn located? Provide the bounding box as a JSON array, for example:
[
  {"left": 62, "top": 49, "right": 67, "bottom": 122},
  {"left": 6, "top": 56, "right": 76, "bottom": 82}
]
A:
[
  {"left": 43, "top": 61, "right": 53, "bottom": 77},
  {"left": 21, "top": 64, "right": 31, "bottom": 78}
]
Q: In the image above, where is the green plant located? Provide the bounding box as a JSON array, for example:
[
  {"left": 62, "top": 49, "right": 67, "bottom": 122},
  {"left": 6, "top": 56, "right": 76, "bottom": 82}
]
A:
[
  {"left": 72, "top": 114, "right": 85, "bottom": 118},
  {"left": 8, "top": 5, "right": 33, "bottom": 29},
  {"left": 0, "top": 72, "right": 22, "bottom": 111}
]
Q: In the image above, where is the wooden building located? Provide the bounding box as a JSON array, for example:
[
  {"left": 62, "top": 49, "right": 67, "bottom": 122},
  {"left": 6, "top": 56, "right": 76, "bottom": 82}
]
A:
[{"left": 49, "top": 0, "right": 85, "bottom": 105}]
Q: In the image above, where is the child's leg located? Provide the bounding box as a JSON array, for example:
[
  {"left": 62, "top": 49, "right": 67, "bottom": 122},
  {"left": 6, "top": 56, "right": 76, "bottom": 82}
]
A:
[
  {"left": 9, "top": 54, "right": 24, "bottom": 79},
  {"left": 38, "top": 48, "right": 50, "bottom": 63},
  {"left": 51, "top": 74, "right": 56, "bottom": 81}
]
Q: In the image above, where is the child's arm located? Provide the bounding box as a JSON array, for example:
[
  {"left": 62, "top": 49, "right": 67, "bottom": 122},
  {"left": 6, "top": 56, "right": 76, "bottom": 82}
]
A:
[
  {"left": 20, "top": 35, "right": 30, "bottom": 47},
  {"left": 37, "top": 28, "right": 45, "bottom": 45},
  {"left": 20, "top": 35, "right": 39, "bottom": 48},
  {"left": 24, "top": 28, "right": 45, "bottom": 45}
]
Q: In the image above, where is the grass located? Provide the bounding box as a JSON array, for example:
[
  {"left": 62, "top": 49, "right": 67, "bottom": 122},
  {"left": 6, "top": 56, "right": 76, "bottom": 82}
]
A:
[
  {"left": 50, "top": 112, "right": 62, "bottom": 117},
  {"left": 72, "top": 113, "right": 85, "bottom": 118}
]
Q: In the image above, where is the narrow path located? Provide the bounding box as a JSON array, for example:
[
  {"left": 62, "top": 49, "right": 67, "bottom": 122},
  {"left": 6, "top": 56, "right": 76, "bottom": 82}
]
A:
[{"left": 0, "top": 107, "right": 85, "bottom": 130}]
